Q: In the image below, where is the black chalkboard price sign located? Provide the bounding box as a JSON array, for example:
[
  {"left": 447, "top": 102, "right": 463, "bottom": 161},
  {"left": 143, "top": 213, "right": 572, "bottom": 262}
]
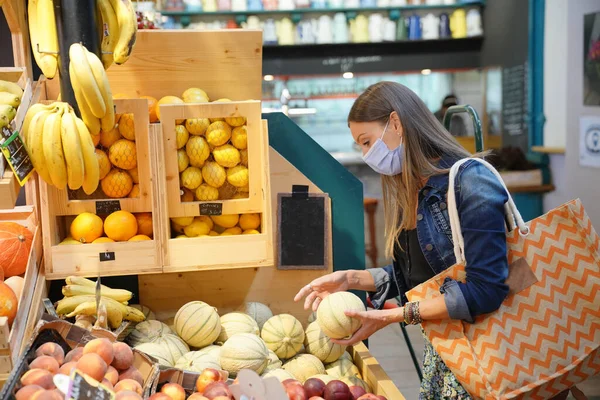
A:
[
  {"left": 277, "top": 188, "right": 330, "bottom": 270},
  {"left": 200, "top": 202, "right": 223, "bottom": 216},
  {"left": 0, "top": 126, "right": 34, "bottom": 185},
  {"left": 95, "top": 200, "right": 121, "bottom": 215},
  {"left": 68, "top": 370, "right": 115, "bottom": 400}
]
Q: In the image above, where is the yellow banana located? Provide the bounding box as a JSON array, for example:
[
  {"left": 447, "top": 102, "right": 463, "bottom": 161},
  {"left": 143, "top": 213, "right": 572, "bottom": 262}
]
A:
[
  {"left": 66, "top": 276, "right": 110, "bottom": 290},
  {"left": 34, "top": 0, "right": 58, "bottom": 78},
  {"left": 28, "top": 109, "right": 55, "bottom": 185},
  {"left": 55, "top": 295, "right": 128, "bottom": 315},
  {"left": 61, "top": 110, "right": 85, "bottom": 190},
  {"left": 108, "top": 0, "right": 137, "bottom": 65},
  {"left": 85, "top": 48, "right": 115, "bottom": 132},
  {"left": 0, "top": 80, "right": 23, "bottom": 98},
  {"left": 0, "top": 92, "right": 21, "bottom": 107},
  {"left": 22, "top": 103, "right": 55, "bottom": 147},
  {"left": 70, "top": 68, "right": 101, "bottom": 136},
  {"left": 97, "top": 0, "right": 120, "bottom": 69},
  {"left": 69, "top": 43, "right": 106, "bottom": 118},
  {"left": 62, "top": 284, "right": 133, "bottom": 302},
  {"left": 67, "top": 300, "right": 124, "bottom": 329},
  {"left": 124, "top": 306, "right": 146, "bottom": 322},
  {"left": 42, "top": 108, "right": 68, "bottom": 189}
]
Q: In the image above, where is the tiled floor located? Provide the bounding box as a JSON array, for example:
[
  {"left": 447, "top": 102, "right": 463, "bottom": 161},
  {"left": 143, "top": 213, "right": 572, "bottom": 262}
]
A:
[{"left": 369, "top": 324, "right": 600, "bottom": 400}]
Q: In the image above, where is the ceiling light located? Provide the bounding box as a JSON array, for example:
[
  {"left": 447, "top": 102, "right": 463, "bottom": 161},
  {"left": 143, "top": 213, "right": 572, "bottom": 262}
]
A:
[
  {"left": 421, "top": 69, "right": 432, "bottom": 75},
  {"left": 343, "top": 72, "right": 354, "bottom": 79},
  {"left": 263, "top": 75, "right": 274, "bottom": 81}
]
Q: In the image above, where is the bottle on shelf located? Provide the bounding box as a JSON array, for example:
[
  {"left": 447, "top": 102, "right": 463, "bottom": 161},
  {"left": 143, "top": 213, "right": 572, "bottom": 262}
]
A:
[
  {"left": 369, "top": 13, "right": 384, "bottom": 43},
  {"left": 217, "top": 0, "right": 232, "bottom": 10},
  {"left": 263, "top": 18, "right": 279, "bottom": 44},
  {"left": 277, "top": 17, "right": 296, "bottom": 45},
  {"left": 297, "top": 19, "right": 316, "bottom": 44},
  {"left": 422, "top": 13, "right": 440, "bottom": 40},
  {"left": 407, "top": 14, "right": 422, "bottom": 40},
  {"left": 466, "top": 8, "right": 483, "bottom": 37},
  {"left": 316, "top": 15, "right": 334, "bottom": 44},
  {"left": 333, "top": 12, "right": 349, "bottom": 43},
  {"left": 231, "top": 0, "right": 248, "bottom": 11},
  {"left": 439, "top": 12, "right": 451, "bottom": 38},
  {"left": 203, "top": 0, "right": 218, "bottom": 12},
  {"left": 248, "top": 0, "right": 263, "bottom": 10},
  {"left": 279, "top": 0, "right": 296, "bottom": 9},
  {"left": 350, "top": 14, "right": 369, "bottom": 43},
  {"left": 450, "top": 8, "right": 467, "bottom": 38},
  {"left": 383, "top": 17, "right": 396, "bottom": 41}
]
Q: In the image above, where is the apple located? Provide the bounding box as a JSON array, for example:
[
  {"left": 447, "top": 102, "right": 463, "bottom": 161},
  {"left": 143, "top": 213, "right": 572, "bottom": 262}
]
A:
[
  {"left": 357, "top": 395, "right": 383, "bottom": 400},
  {"left": 147, "top": 394, "right": 172, "bottom": 400},
  {"left": 284, "top": 379, "right": 307, "bottom": 400},
  {"left": 196, "top": 368, "right": 225, "bottom": 394},
  {"left": 304, "top": 378, "right": 326, "bottom": 398},
  {"left": 161, "top": 383, "right": 185, "bottom": 400},
  {"left": 324, "top": 380, "right": 351, "bottom": 400},
  {"left": 202, "top": 382, "right": 232, "bottom": 399},
  {"left": 349, "top": 386, "right": 367, "bottom": 400}
]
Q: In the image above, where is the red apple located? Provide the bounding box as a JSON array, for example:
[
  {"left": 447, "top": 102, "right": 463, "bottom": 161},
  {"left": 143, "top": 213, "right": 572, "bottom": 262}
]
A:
[
  {"left": 324, "top": 380, "right": 351, "bottom": 400},
  {"left": 187, "top": 394, "right": 210, "bottom": 400},
  {"left": 148, "top": 394, "right": 172, "bottom": 400},
  {"left": 349, "top": 386, "right": 367, "bottom": 400},
  {"left": 202, "top": 382, "right": 232, "bottom": 399},
  {"left": 196, "top": 368, "right": 225, "bottom": 394},
  {"left": 357, "top": 395, "right": 380, "bottom": 400},
  {"left": 161, "top": 383, "right": 185, "bottom": 400},
  {"left": 304, "top": 378, "right": 326, "bottom": 398},
  {"left": 285, "top": 384, "right": 307, "bottom": 400},
  {"left": 309, "top": 398, "right": 326, "bottom": 400}
]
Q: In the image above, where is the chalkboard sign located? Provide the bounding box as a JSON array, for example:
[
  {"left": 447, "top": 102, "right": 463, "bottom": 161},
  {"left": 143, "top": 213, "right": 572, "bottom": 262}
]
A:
[
  {"left": 68, "top": 370, "right": 114, "bottom": 400},
  {"left": 0, "top": 126, "right": 34, "bottom": 185},
  {"left": 99, "top": 252, "right": 115, "bottom": 262},
  {"left": 200, "top": 202, "right": 222, "bottom": 216},
  {"left": 277, "top": 190, "right": 329, "bottom": 270},
  {"left": 95, "top": 200, "right": 121, "bottom": 215},
  {"left": 502, "top": 63, "right": 529, "bottom": 136}
]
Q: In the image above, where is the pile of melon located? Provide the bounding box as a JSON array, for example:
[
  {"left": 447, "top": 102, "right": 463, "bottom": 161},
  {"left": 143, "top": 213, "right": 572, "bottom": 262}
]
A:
[
  {"left": 128, "top": 292, "right": 387, "bottom": 399},
  {"left": 15, "top": 338, "right": 146, "bottom": 400}
]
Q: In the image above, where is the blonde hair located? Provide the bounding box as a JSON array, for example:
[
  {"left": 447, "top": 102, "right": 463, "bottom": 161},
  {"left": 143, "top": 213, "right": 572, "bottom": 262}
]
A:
[{"left": 348, "top": 82, "right": 476, "bottom": 259}]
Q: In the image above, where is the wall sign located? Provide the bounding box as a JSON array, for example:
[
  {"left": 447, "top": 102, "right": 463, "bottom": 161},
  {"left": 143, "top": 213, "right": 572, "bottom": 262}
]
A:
[{"left": 580, "top": 116, "right": 600, "bottom": 168}]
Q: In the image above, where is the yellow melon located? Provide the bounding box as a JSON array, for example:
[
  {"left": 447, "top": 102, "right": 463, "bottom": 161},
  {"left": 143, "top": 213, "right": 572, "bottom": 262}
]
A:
[
  {"left": 325, "top": 357, "right": 361, "bottom": 379},
  {"left": 220, "top": 333, "right": 269, "bottom": 376},
  {"left": 216, "top": 312, "right": 260, "bottom": 344},
  {"left": 304, "top": 321, "right": 346, "bottom": 364},
  {"left": 174, "top": 301, "right": 221, "bottom": 348},
  {"left": 282, "top": 354, "right": 325, "bottom": 383},
  {"left": 316, "top": 292, "right": 365, "bottom": 339},
  {"left": 261, "top": 314, "right": 304, "bottom": 359}
]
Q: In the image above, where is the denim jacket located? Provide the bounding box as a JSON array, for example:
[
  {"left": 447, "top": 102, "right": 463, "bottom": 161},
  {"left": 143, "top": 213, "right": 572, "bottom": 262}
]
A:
[{"left": 368, "top": 158, "right": 510, "bottom": 322}]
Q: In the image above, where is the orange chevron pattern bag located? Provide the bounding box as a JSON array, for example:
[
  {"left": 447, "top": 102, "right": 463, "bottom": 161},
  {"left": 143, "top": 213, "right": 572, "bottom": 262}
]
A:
[{"left": 406, "top": 158, "right": 600, "bottom": 399}]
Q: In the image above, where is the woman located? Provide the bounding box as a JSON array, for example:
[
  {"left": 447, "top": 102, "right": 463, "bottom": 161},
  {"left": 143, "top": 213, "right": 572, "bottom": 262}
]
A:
[{"left": 294, "top": 82, "right": 510, "bottom": 399}]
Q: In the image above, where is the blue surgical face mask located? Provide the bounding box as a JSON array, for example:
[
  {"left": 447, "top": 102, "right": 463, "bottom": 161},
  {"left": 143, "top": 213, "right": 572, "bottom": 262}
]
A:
[{"left": 362, "top": 119, "right": 404, "bottom": 176}]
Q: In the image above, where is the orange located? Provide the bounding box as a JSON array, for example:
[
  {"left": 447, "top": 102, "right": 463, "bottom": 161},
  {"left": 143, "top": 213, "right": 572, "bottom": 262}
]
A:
[
  {"left": 156, "top": 96, "right": 184, "bottom": 121},
  {"left": 101, "top": 169, "right": 133, "bottom": 198},
  {"left": 91, "top": 133, "right": 100, "bottom": 147},
  {"left": 104, "top": 210, "right": 138, "bottom": 241},
  {"left": 129, "top": 167, "right": 139, "bottom": 183},
  {"left": 96, "top": 149, "right": 111, "bottom": 180},
  {"left": 70, "top": 212, "right": 104, "bottom": 243},
  {"left": 128, "top": 184, "right": 140, "bottom": 198},
  {"left": 135, "top": 212, "right": 153, "bottom": 237},
  {"left": 92, "top": 237, "right": 115, "bottom": 244},
  {"left": 108, "top": 139, "right": 137, "bottom": 170},
  {"left": 128, "top": 234, "right": 151, "bottom": 241},
  {"left": 99, "top": 126, "right": 122, "bottom": 148},
  {"left": 140, "top": 95, "right": 159, "bottom": 123},
  {"left": 118, "top": 113, "right": 136, "bottom": 140},
  {"left": 181, "top": 187, "right": 194, "bottom": 202}
]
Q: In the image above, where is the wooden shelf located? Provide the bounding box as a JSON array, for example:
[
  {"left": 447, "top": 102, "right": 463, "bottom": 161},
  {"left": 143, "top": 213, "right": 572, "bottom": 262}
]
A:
[
  {"left": 507, "top": 184, "right": 555, "bottom": 194},
  {"left": 531, "top": 146, "right": 565, "bottom": 154}
]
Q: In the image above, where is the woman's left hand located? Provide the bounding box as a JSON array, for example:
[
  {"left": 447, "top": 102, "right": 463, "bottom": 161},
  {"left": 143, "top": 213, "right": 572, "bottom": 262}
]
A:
[{"left": 330, "top": 308, "right": 402, "bottom": 346}]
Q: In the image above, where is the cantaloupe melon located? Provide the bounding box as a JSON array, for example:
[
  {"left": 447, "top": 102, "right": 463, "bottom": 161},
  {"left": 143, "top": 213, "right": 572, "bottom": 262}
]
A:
[
  {"left": 316, "top": 292, "right": 365, "bottom": 339},
  {"left": 304, "top": 321, "right": 345, "bottom": 364},
  {"left": 237, "top": 302, "right": 273, "bottom": 330},
  {"left": 261, "top": 314, "right": 304, "bottom": 359},
  {"left": 282, "top": 354, "right": 325, "bottom": 383},
  {"left": 175, "top": 351, "right": 221, "bottom": 372},
  {"left": 325, "top": 358, "right": 361, "bottom": 379},
  {"left": 264, "top": 350, "right": 282, "bottom": 372},
  {"left": 263, "top": 368, "right": 295, "bottom": 382},
  {"left": 134, "top": 342, "right": 175, "bottom": 367},
  {"left": 128, "top": 304, "right": 156, "bottom": 321},
  {"left": 198, "top": 345, "right": 221, "bottom": 358},
  {"left": 219, "top": 333, "right": 269, "bottom": 376},
  {"left": 127, "top": 320, "right": 173, "bottom": 347},
  {"left": 309, "top": 374, "right": 335, "bottom": 385},
  {"left": 216, "top": 312, "right": 260, "bottom": 344},
  {"left": 139, "top": 334, "right": 189, "bottom": 366},
  {"left": 308, "top": 312, "right": 317, "bottom": 323},
  {"left": 341, "top": 376, "right": 371, "bottom": 392},
  {"left": 174, "top": 301, "right": 221, "bottom": 348}
]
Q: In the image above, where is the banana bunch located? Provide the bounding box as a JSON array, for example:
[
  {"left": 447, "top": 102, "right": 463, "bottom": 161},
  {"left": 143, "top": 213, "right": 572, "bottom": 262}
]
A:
[
  {"left": 97, "top": 0, "right": 138, "bottom": 68},
  {"left": 0, "top": 80, "right": 24, "bottom": 128},
  {"left": 28, "top": 0, "right": 59, "bottom": 79},
  {"left": 55, "top": 276, "right": 146, "bottom": 330},
  {"left": 22, "top": 100, "right": 100, "bottom": 193},
  {"left": 69, "top": 43, "right": 115, "bottom": 136}
]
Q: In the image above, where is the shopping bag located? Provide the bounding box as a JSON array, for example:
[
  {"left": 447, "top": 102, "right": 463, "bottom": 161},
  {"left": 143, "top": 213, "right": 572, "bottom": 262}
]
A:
[{"left": 406, "top": 158, "right": 600, "bottom": 399}]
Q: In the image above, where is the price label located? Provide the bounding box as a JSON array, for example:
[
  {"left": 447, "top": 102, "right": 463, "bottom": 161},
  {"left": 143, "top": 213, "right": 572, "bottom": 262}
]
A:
[
  {"left": 0, "top": 126, "right": 34, "bottom": 186},
  {"left": 99, "top": 252, "right": 115, "bottom": 262},
  {"left": 68, "top": 369, "right": 115, "bottom": 400},
  {"left": 95, "top": 200, "right": 121, "bottom": 215},
  {"left": 199, "top": 203, "right": 223, "bottom": 216}
]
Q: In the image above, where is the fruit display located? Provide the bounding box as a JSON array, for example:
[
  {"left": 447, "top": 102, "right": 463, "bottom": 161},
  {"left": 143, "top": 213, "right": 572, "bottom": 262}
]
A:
[
  {"left": 0, "top": 222, "right": 33, "bottom": 277},
  {"left": 0, "top": 79, "right": 24, "bottom": 128},
  {"left": 28, "top": 0, "right": 137, "bottom": 79},
  {"left": 316, "top": 292, "right": 366, "bottom": 340},
  {"left": 170, "top": 213, "right": 261, "bottom": 239},
  {"left": 58, "top": 210, "right": 153, "bottom": 245},
  {"left": 54, "top": 276, "right": 146, "bottom": 329},
  {"left": 22, "top": 101, "right": 99, "bottom": 192},
  {"left": 261, "top": 314, "right": 305, "bottom": 360}
]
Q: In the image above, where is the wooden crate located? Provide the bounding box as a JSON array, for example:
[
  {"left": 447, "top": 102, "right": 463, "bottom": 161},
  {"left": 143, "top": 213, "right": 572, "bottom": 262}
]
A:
[
  {"left": 0, "top": 67, "right": 34, "bottom": 210},
  {"left": 159, "top": 101, "right": 264, "bottom": 217},
  {"left": 351, "top": 342, "right": 405, "bottom": 399},
  {"left": 154, "top": 119, "right": 274, "bottom": 273},
  {"left": 0, "top": 206, "right": 43, "bottom": 375}
]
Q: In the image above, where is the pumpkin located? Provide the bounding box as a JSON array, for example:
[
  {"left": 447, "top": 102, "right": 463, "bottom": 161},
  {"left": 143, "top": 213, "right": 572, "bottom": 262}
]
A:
[
  {"left": 316, "top": 292, "right": 365, "bottom": 340},
  {"left": 0, "top": 222, "right": 33, "bottom": 277},
  {"left": 0, "top": 281, "right": 18, "bottom": 325},
  {"left": 219, "top": 333, "right": 269, "bottom": 376},
  {"left": 216, "top": 312, "right": 259, "bottom": 344},
  {"left": 175, "top": 351, "right": 221, "bottom": 372},
  {"left": 174, "top": 301, "right": 221, "bottom": 348},
  {"left": 261, "top": 314, "right": 304, "bottom": 359},
  {"left": 4, "top": 276, "right": 24, "bottom": 303},
  {"left": 304, "top": 321, "right": 345, "bottom": 364},
  {"left": 127, "top": 320, "right": 173, "bottom": 347},
  {"left": 282, "top": 354, "right": 325, "bottom": 383},
  {"left": 325, "top": 358, "right": 361, "bottom": 379}
]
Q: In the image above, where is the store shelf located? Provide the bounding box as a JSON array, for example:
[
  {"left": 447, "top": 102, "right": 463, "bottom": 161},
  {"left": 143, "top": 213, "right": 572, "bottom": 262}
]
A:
[{"left": 160, "top": 0, "right": 484, "bottom": 17}]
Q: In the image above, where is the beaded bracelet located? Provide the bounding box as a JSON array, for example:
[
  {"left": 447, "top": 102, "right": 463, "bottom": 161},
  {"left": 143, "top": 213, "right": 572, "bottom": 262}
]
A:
[{"left": 403, "top": 302, "right": 423, "bottom": 325}]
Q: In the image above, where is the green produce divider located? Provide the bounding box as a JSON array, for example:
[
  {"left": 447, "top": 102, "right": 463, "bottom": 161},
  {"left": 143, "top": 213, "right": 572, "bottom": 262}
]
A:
[{"left": 263, "top": 112, "right": 367, "bottom": 299}]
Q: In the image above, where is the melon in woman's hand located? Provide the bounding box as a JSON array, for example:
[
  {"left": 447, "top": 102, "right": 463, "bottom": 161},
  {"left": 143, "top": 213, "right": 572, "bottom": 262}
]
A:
[{"left": 316, "top": 292, "right": 365, "bottom": 340}]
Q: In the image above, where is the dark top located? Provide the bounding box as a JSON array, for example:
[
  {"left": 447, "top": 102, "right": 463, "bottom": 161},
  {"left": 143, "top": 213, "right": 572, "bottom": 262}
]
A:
[{"left": 393, "top": 229, "right": 436, "bottom": 290}]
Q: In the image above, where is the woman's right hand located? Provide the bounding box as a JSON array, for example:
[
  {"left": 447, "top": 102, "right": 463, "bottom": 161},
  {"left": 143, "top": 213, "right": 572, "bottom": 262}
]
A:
[{"left": 293, "top": 270, "right": 350, "bottom": 311}]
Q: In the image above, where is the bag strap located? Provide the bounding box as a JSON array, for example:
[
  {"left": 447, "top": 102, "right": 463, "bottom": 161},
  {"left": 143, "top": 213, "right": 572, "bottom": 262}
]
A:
[{"left": 446, "top": 157, "right": 529, "bottom": 265}]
